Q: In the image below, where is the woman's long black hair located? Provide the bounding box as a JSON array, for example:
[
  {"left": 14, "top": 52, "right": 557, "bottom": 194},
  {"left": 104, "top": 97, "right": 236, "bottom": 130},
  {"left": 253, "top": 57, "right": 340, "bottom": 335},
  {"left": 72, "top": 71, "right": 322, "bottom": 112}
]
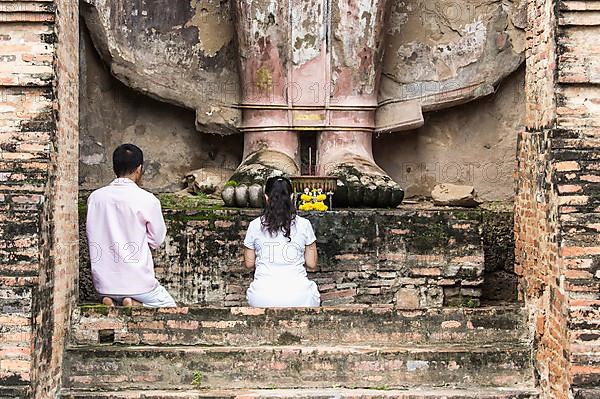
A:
[{"left": 261, "top": 176, "right": 296, "bottom": 240}]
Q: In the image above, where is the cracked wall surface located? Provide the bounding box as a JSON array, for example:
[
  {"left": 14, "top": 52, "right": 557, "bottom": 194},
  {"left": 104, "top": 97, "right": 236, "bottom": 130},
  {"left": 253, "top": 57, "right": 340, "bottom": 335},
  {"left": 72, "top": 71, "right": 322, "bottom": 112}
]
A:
[
  {"left": 79, "top": 26, "right": 242, "bottom": 192},
  {"left": 381, "top": 0, "right": 526, "bottom": 110},
  {"left": 81, "top": 38, "right": 523, "bottom": 199},
  {"left": 374, "top": 66, "right": 524, "bottom": 201},
  {"left": 81, "top": 0, "right": 241, "bottom": 135}
]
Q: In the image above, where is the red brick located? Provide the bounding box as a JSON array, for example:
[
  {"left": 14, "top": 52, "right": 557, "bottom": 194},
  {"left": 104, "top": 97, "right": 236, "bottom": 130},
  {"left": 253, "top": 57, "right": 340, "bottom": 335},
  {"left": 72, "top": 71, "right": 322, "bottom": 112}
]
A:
[
  {"left": 166, "top": 320, "right": 199, "bottom": 330},
  {"left": 412, "top": 268, "right": 442, "bottom": 277},
  {"left": 320, "top": 289, "right": 356, "bottom": 301},
  {"left": 0, "top": 316, "right": 29, "bottom": 326},
  {"left": 561, "top": 246, "right": 600, "bottom": 257},
  {"left": 556, "top": 161, "right": 580, "bottom": 172},
  {"left": 558, "top": 184, "right": 582, "bottom": 193},
  {"left": 215, "top": 220, "right": 234, "bottom": 228}
]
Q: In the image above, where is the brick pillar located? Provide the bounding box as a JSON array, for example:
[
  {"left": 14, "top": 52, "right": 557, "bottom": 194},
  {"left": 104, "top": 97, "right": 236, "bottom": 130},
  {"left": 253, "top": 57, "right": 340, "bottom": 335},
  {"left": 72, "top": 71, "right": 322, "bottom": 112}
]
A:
[
  {"left": 0, "top": 1, "right": 78, "bottom": 397},
  {"left": 555, "top": 2, "right": 600, "bottom": 396},
  {"left": 517, "top": 0, "right": 600, "bottom": 397},
  {"left": 0, "top": 2, "right": 55, "bottom": 397},
  {"left": 515, "top": 0, "right": 566, "bottom": 397}
]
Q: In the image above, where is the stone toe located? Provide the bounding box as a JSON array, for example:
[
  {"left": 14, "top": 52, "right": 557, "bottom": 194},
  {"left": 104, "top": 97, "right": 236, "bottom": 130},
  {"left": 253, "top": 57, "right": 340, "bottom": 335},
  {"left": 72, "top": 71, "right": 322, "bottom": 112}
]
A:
[
  {"left": 220, "top": 150, "right": 299, "bottom": 208},
  {"left": 390, "top": 183, "right": 405, "bottom": 207},
  {"left": 248, "top": 184, "right": 264, "bottom": 208},
  {"left": 234, "top": 185, "right": 249, "bottom": 207},
  {"left": 329, "top": 165, "right": 404, "bottom": 208},
  {"left": 221, "top": 186, "right": 236, "bottom": 207}
]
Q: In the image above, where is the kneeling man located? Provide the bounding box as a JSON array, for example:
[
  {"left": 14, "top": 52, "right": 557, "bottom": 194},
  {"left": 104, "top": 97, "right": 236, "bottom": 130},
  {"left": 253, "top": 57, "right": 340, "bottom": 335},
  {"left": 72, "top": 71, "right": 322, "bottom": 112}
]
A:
[{"left": 86, "top": 144, "right": 176, "bottom": 307}]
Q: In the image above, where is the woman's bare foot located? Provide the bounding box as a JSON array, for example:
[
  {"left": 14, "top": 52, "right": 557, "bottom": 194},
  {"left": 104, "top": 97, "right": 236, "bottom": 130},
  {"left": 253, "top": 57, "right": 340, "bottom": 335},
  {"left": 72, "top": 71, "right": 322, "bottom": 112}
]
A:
[
  {"left": 222, "top": 131, "right": 300, "bottom": 208},
  {"left": 102, "top": 297, "right": 114, "bottom": 306},
  {"left": 317, "top": 131, "right": 404, "bottom": 208},
  {"left": 122, "top": 297, "right": 142, "bottom": 307}
]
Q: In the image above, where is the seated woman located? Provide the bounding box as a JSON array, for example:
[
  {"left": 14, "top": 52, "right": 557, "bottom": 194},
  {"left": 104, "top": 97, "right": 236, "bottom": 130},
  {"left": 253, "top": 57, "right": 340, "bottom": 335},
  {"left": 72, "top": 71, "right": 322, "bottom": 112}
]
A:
[{"left": 243, "top": 176, "right": 321, "bottom": 307}]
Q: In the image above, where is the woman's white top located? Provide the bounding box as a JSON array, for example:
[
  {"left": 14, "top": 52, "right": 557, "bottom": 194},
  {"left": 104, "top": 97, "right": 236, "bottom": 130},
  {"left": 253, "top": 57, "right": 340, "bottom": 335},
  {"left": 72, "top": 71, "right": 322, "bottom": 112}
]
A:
[{"left": 243, "top": 216, "right": 321, "bottom": 307}]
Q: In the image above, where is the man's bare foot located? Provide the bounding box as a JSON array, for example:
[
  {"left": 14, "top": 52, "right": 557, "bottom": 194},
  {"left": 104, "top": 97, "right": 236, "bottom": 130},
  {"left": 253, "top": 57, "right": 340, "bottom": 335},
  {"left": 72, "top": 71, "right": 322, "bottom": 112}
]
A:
[
  {"left": 102, "top": 297, "right": 114, "bottom": 306},
  {"left": 317, "top": 131, "right": 404, "bottom": 208},
  {"left": 222, "top": 131, "right": 299, "bottom": 208},
  {"left": 122, "top": 297, "right": 142, "bottom": 307}
]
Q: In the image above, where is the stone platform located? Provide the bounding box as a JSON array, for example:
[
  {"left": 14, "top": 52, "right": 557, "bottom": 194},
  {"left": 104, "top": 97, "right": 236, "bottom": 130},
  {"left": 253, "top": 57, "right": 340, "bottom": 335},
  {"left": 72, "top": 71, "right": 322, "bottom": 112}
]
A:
[
  {"left": 61, "top": 304, "right": 537, "bottom": 398},
  {"left": 79, "top": 203, "right": 516, "bottom": 307}
]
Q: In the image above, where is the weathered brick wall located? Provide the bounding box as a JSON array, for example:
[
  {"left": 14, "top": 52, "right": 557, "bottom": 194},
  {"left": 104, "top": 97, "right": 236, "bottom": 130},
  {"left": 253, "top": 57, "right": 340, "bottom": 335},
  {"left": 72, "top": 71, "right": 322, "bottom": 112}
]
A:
[
  {"left": 516, "top": 0, "right": 569, "bottom": 398},
  {"left": 517, "top": 0, "right": 600, "bottom": 397},
  {"left": 515, "top": 130, "right": 567, "bottom": 398},
  {"left": 31, "top": 0, "right": 79, "bottom": 397},
  {"left": 79, "top": 205, "right": 517, "bottom": 308},
  {"left": 0, "top": 0, "right": 597, "bottom": 396},
  {"left": 556, "top": 2, "right": 600, "bottom": 396},
  {"left": 0, "top": 3, "right": 54, "bottom": 397},
  {"left": 0, "top": 1, "right": 78, "bottom": 398},
  {"left": 525, "top": 0, "right": 556, "bottom": 130}
]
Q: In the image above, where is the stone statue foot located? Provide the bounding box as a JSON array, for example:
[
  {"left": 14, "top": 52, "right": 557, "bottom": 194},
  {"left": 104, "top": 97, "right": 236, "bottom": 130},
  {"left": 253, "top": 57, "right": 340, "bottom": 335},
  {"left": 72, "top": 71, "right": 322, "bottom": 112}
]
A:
[
  {"left": 221, "top": 149, "right": 300, "bottom": 208},
  {"left": 317, "top": 131, "right": 404, "bottom": 208},
  {"left": 323, "top": 157, "right": 404, "bottom": 208}
]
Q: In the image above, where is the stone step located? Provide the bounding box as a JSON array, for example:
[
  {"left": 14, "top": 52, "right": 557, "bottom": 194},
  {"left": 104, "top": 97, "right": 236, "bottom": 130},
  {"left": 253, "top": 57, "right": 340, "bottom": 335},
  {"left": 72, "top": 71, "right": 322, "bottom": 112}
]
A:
[
  {"left": 63, "top": 343, "right": 533, "bottom": 391},
  {"left": 71, "top": 305, "right": 528, "bottom": 347},
  {"left": 573, "top": 388, "right": 600, "bottom": 399},
  {"left": 0, "top": 385, "right": 29, "bottom": 399},
  {"left": 60, "top": 387, "right": 540, "bottom": 399}
]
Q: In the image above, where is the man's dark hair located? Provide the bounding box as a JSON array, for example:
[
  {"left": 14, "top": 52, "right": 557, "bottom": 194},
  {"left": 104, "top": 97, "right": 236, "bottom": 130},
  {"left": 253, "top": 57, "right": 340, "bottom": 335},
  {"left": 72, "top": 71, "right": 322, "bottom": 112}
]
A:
[{"left": 112, "top": 144, "right": 143, "bottom": 177}]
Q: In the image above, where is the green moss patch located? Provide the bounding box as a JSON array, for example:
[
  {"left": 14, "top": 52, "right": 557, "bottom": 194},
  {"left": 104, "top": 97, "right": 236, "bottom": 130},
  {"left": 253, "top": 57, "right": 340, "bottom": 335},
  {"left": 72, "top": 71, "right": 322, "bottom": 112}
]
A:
[
  {"left": 80, "top": 304, "right": 110, "bottom": 316},
  {"left": 158, "top": 193, "right": 211, "bottom": 210}
]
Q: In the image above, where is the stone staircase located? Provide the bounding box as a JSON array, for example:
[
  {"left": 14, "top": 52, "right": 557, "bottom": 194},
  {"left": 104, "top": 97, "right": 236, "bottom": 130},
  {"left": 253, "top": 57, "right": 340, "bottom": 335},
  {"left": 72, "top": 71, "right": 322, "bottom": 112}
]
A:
[{"left": 60, "top": 304, "right": 538, "bottom": 398}]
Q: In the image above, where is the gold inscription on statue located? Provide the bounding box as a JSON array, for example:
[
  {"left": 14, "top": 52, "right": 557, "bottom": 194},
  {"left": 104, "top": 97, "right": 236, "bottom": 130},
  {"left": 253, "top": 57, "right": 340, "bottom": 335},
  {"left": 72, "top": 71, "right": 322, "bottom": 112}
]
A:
[{"left": 294, "top": 113, "right": 325, "bottom": 121}]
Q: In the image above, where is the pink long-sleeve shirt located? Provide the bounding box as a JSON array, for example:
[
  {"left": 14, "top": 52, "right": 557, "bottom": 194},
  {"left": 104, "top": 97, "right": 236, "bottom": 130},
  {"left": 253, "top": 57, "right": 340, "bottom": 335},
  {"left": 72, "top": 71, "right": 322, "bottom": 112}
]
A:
[{"left": 86, "top": 178, "right": 166, "bottom": 295}]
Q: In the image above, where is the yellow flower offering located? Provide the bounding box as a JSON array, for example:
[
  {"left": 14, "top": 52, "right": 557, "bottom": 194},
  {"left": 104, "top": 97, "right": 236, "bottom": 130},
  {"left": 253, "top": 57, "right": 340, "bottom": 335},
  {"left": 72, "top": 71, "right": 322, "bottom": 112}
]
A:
[
  {"left": 299, "top": 202, "right": 315, "bottom": 211},
  {"left": 297, "top": 186, "right": 331, "bottom": 212},
  {"left": 313, "top": 202, "right": 328, "bottom": 211}
]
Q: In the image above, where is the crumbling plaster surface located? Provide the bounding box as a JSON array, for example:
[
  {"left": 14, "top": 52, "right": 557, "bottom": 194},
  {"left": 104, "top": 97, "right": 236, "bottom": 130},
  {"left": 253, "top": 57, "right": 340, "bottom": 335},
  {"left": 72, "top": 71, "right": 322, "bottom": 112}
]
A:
[
  {"left": 81, "top": 29, "right": 523, "bottom": 200},
  {"left": 374, "top": 66, "right": 525, "bottom": 201},
  {"left": 79, "top": 27, "right": 242, "bottom": 192},
  {"left": 81, "top": 0, "right": 241, "bottom": 135},
  {"left": 380, "top": 0, "right": 526, "bottom": 110}
]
